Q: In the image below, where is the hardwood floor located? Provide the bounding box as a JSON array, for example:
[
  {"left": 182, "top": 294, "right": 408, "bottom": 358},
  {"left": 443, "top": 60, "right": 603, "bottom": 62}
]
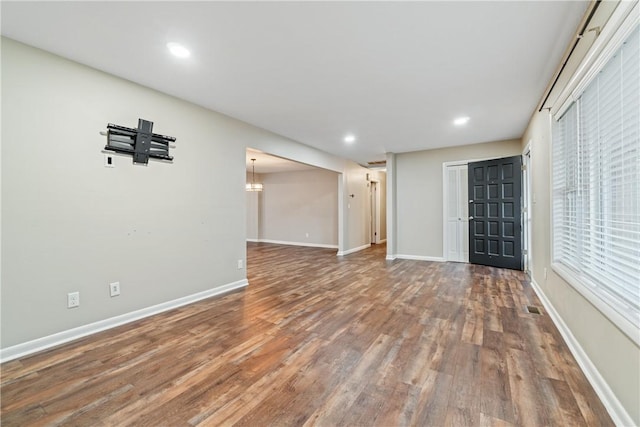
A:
[{"left": 1, "top": 243, "right": 613, "bottom": 426}]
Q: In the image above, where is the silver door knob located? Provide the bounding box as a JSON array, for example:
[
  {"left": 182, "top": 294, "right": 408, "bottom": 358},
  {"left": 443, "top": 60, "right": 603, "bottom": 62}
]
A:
[{"left": 468, "top": 216, "right": 474, "bottom": 220}]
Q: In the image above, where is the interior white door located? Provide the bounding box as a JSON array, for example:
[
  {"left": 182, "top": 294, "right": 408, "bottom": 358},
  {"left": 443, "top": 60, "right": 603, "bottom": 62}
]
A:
[{"left": 445, "top": 165, "right": 469, "bottom": 262}]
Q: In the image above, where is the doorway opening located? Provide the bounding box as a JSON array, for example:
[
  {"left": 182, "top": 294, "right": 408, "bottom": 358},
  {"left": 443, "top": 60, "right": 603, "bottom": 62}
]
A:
[
  {"left": 245, "top": 148, "right": 341, "bottom": 253},
  {"left": 370, "top": 180, "right": 382, "bottom": 244}
]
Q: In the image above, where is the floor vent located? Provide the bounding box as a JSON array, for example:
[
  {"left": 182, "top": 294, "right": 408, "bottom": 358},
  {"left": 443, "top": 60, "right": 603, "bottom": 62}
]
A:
[{"left": 526, "top": 305, "right": 542, "bottom": 315}]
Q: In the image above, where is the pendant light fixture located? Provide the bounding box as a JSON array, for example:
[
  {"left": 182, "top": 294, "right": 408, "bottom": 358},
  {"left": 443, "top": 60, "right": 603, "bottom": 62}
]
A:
[{"left": 246, "top": 158, "right": 263, "bottom": 192}]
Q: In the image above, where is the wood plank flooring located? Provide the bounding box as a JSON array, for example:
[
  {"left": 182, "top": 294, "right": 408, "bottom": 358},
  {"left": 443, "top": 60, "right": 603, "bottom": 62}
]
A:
[{"left": 1, "top": 243, "right": 613, "bottom": 426}]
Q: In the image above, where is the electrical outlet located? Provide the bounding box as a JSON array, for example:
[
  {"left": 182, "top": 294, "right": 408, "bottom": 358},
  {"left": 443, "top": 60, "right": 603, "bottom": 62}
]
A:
[
  {"left": 544, "top": 268, "right": 548, "bottom": 279},
  {"left": 237, "top": 259, "right": 243, "bottom": 269},
  {"left": 67, "top": 292, "right": 80, "bottom": 308},
  {"left": 110, "top": 282, "right": 120, "bottom": 297}
]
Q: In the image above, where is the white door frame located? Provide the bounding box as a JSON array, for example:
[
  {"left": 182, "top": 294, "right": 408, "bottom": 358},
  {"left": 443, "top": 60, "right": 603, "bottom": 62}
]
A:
[
  {"left": 370, "top": 180, "right": 381, "bottom": 244},
  {"left": 522, "top": 142, "right": 532, "bottom": 273}
]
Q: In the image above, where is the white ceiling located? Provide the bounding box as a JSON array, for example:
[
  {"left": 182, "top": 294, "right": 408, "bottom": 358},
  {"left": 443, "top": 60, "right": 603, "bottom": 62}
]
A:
[{"left": 1, "top": 1, "right": 588, "bottom": 165}]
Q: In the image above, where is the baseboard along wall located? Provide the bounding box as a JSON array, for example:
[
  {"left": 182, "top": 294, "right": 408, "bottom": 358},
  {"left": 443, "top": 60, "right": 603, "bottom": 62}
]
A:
[
  {"left": 246, "top": 239, "right": 338, "bottom": 249},
  {"left": 336, "top": 243, "right": 371, "bottom": 256},
  {"left": 0, "top": 279, "right": 249, "bottom": 363},
  {"left": 394, "top": 254, "right": 446, "bottom": 262},
  {"left": 529, "top": 278, "right": 634, "bottom": 427}
]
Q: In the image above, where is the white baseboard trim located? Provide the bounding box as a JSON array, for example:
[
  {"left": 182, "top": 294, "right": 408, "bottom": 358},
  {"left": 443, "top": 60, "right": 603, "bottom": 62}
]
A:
[
  {"left": 386, "top": 254, "right": 397, "bottom": 261},
  {"left": 378, "top": 239, "right": 387, "bottom": 244},
  {"left": 395, "top": 254, "right": 446, "bottom": 262},
  {"left": 529, "top": 278, "right": 634, "bottom": 427},
  {"left": 0, "top": 279, "right": 249, "bottom": 364},
  {"left": 337, "top": 243, "right": 371, "bottom": 256},
  {"left": 250, "top": 239, "right": 338, "bottom": 249}
]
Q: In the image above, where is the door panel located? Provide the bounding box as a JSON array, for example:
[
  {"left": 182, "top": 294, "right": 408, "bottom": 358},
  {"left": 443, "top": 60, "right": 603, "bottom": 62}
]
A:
[
  {"left": 468, "top": 155, "right": 523, "bottom": 270},
  {"left": 447, "top": 221, "right": 459, "bottom": 260},
  {"left": 460, "top": 167, "right": 469, "bottom": 261},
  {"left": 446, "top": 167, "right": 462, "bottom": 262},
  {"left": 445, "top": 165, "right": 469, "bottom": 262}
]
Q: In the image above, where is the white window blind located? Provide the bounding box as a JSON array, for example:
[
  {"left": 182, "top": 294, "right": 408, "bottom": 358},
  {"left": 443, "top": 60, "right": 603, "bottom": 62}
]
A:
[{"left": 552, "top": 24, "right": 640, "bottom": 330}]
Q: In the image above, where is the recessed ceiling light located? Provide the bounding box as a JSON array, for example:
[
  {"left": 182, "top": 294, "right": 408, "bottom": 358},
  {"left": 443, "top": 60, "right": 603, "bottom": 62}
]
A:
[
  {"left": 453, "top": 116, "right": 470, "bottom": 126},
  {"left": 344, "top": 134, "right": 356, "bottom": 144},
  {"left": 167, "top": 42, "right": 190, "bottom": 59}
]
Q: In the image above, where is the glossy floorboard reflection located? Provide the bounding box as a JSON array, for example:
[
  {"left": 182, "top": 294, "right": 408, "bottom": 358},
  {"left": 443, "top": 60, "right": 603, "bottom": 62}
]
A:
[{"left": 1, "top": 243, "right": 613, "bottom": 426}]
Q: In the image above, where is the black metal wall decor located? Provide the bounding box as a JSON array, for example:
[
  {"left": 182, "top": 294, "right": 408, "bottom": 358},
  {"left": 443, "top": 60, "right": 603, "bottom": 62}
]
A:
[{"left": 105, "top": 119, "right": 175, "bottom": 165}]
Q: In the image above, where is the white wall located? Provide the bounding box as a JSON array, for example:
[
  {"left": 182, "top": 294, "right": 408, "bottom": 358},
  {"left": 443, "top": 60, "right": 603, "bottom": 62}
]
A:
[
  {"left": 393, "top": 140, "right": 522, "bottom": 259},
  {"left": 1, "top": 38, "right": 247, "bottom": 349},
  {"left": 257, "top": 169, "right": 339, "bottom": 247},
  {"left": 0, "top": 38, "right": 374, "bottom": 353},
  {"left": 386, "top": 153, "right": 398, "bottom": 258},
  {"left": 522, "top": 110, "right": 640, "bottom": 426}
]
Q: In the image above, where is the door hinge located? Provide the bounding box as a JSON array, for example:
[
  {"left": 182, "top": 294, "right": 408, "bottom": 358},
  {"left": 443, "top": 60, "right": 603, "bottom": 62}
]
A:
[
  {"left": 521, "top": 164, "right": 527, "bottom": 171},
  {"left": 523, "top": 249, "right": 528, "bottom": 255}
]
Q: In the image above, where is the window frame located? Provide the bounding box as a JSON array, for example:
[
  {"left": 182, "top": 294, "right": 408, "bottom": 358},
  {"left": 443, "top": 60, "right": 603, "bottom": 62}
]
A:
[{"left": 550, "top": 4, "right": 640, "bottom": 346}]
